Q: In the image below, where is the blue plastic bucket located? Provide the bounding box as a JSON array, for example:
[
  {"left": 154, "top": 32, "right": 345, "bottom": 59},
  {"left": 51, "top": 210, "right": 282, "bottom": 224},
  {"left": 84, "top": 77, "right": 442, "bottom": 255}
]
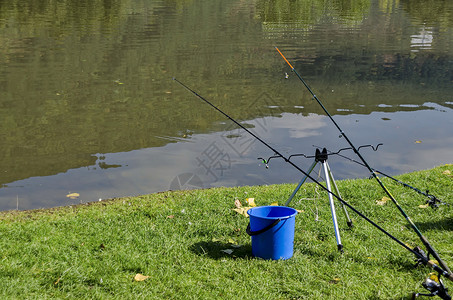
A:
[{"left": 246, "top": 206, "right": 298, "bottom": 260}]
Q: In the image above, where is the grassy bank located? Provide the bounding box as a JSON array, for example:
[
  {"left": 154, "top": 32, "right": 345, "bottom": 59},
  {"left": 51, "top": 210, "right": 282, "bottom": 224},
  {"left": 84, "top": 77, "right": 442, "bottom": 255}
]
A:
[{"left": 0, "top": 165, "right": 452, "bottom": 299}]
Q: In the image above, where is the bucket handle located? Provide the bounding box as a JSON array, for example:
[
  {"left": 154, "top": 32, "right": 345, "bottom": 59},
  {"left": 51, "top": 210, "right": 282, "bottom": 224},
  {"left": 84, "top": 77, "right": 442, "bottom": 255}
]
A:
[{"left": 246, "top": 218, "right": 281, "bottom": 236}]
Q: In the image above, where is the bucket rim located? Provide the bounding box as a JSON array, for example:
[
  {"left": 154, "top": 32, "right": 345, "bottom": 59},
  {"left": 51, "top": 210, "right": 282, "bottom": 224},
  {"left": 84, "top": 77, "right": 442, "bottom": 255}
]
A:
[{"left": 247, "top": 205, "right": 298, "bottom": 219}]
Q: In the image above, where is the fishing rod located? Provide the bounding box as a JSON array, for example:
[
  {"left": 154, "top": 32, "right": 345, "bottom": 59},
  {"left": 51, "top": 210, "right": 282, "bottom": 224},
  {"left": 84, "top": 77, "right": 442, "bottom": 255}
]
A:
[
  {"left": 173, "top": 78, "right": 453, "bottom": 297},
  {"left": 275, "top": 47, "right": 452, "bottom": 276},
  {"left": 316, "top": 146, "right": 450, "bottom": 209}
]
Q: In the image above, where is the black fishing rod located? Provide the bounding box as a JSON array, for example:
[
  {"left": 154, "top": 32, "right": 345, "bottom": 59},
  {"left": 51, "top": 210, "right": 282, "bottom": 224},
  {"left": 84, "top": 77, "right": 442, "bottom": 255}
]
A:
[
  {"left": 275, "top": 47, "right": 452, "bottom": 276},
  {"left": 318, "top": 146, "right": 450, "bottom": 208},
  {"left": 172, "top": 78, "right": 453, "bottom": 294}
]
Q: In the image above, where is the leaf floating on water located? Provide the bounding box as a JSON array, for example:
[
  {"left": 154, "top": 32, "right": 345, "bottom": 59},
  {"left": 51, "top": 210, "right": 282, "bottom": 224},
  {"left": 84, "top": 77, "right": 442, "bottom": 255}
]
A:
[
  {"left": 376, "top": 196, "right": 390, "bottom": 205},
  {"left": 66, "top": 193, "right": 80, "bottom": 199},
  {"left": 246, "top": 198, "right": 256, "bottom": 207},
  {"left": 134, "top": 273, "right": 150, "bottom": 281},
  {"left": 415, "top": 140, "right": 422, "bottom": 144}
]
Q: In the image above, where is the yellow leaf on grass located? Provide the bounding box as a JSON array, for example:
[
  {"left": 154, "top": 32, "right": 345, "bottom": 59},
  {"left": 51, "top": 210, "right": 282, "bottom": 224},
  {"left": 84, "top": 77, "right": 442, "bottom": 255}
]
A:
[
  {"left": 329, "top": 277, "right": 341, "bottom": 284},
  {"left": 134, "top": 274, "right": 150, "bottom": 281},
  {"left": 270, "top": 201, "right": 278, "bottom": 206},
  {"left": 232, "top": 207, "right": 252, "bottom": 217},
  {"left": 419, "top": 204, "right": 429, "bottom": 209},
  {"left": 234, "top": 199, "right": 242, "bottom": 208},
  {"left": 66, "top": 193, "right": 80, "bottom": 199},
  {"left": 442, "top": 170, "right": 451, "bottom": 175},
  {"left": 246, "top": 198, "right": 256, "bottom": 207},
  {"left": 376, "top": 196, "right": 390, "bottom": 205}
]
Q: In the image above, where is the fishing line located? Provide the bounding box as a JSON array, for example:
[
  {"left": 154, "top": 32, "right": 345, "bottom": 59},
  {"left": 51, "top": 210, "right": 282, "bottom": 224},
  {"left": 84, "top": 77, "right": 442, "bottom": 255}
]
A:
[
  {"left": 173, "top": 77, "right": 452, "bottom": 285},
  {"left": 275, "top": 47, "right": 452, "bottom": 276}
]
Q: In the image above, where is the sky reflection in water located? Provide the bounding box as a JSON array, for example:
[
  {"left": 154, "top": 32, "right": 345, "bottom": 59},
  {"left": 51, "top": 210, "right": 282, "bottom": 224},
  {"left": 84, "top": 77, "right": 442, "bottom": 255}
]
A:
[{"left": 1, "top": 102, "right": 451, "bottom": 211}]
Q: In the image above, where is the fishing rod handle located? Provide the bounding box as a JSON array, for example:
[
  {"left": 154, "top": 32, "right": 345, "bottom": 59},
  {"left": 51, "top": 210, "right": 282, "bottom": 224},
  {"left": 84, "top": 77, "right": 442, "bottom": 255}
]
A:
[{"left": 426, "top": 260, "right": 453, "bottom": 282}]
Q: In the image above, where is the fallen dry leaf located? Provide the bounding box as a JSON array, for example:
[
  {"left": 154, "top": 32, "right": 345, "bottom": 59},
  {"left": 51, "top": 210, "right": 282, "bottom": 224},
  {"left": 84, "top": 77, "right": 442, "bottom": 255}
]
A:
[
  {"left": 419, "top": 204, "right": 430, "bottom": 209},
  {"left": 66, "top": 192, "right": 80, "bottom": 199},
  {"left": 376, "top": 196, "right": 390, "bottom": 205},
  {"left": 134, "top": 273, "right": 150, "bottom": 281},
  {"left": 232, "top": 206, "right": 253, "bottom": 217},
  {"left": 234, "top": 199, "right": 242, "bottom": 208},
  {"left": 246, "top": 198, "right": 256, "bottom": 207},
  {"left": 329, "top": 277, "right": 341, "bottom": 284},
  {"left": 270, "top": 201, "right": 278, "bottom": 206}
]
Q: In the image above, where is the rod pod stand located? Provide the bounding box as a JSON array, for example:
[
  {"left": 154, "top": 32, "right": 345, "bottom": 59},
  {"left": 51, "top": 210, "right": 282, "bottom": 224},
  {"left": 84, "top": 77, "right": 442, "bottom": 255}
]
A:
[{"left": 285, "top": 148, "right": 353, "bottom": 252}]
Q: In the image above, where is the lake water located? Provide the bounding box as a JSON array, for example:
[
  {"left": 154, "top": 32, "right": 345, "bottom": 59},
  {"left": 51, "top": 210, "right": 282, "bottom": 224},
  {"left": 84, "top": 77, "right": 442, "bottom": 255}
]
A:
[{"left": 0, "top": 0, "right": 452, "bottom": 211}]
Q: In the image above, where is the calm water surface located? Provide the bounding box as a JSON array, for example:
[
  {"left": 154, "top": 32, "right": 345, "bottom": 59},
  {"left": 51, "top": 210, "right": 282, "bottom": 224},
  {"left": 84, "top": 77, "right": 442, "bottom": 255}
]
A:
[{"left": 0, "top": 0, "right": 452, "bottom": 211}]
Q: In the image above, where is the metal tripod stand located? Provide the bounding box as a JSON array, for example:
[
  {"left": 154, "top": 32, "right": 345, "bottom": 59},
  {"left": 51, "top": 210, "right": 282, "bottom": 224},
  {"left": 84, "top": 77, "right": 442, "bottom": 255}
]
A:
[{"left": 285, "top": 148, "right": 353, "bottom": 252}]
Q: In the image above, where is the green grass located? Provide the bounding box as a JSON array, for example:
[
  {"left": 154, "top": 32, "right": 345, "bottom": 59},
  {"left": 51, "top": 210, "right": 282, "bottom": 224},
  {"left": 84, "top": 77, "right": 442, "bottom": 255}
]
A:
[{"left": 0, "top": 165, "right": 452, "bottom": 299}]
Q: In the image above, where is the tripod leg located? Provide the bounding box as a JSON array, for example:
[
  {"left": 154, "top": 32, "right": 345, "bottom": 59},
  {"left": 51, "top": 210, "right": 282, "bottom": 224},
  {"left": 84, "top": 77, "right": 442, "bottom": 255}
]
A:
[
  {"left": 322, "top": 162, "right": 343, "bottom": 252},
  {"left": 285, "top": 160, "right": 318, "bottom": 206},
  {"left": 326, "top": 162, "right": 353, "bottom": 228}
]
